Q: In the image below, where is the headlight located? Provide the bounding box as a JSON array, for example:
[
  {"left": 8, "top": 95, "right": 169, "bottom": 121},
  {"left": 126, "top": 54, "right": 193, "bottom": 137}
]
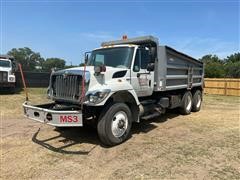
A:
[
  {"left": 87, "top": 89, "right": 111, "bottom": 104},
  {"left": 9, "top": 76, "right": 15, "bottom": 82}
]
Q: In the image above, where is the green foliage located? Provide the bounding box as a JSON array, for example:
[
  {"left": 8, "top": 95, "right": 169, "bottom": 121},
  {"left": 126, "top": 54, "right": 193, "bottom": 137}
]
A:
[
  {"left": 7, "top": 47, "right": 44, "bottom": 71},
  {"left": 7, "top": 47, "right": 67, "bottom": 72},
  {"left": 205, "top": 62, "right": 226, "bottom": 78},
  {"left": 224, "top": 53, "right": 240, "bottom": 78},
  {"left": 199, "top": 53, "right": 240, "bottom": 78},
  {"left": 224, "top": 63, "right": 240, "bottom": 78},
  {"left": 64, "top": 65, "right": 78, "bottom": 69},
  {"left": 199, "top": 55, "right": 225, "bottom": 78},
  {"left": 225, "top": 53, "right": 240, "bottom": 63},
  {"left": 42, "top": 58, "right": 66, "bottom": 71},
  {"left": 200, "top": 54, "right": 222, "bottom": 64}
]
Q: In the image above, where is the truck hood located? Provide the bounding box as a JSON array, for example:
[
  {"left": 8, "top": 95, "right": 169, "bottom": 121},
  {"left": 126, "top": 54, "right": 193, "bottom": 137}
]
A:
[
  {"left": 55, "top": 65, "right": 128, "bottom": 80},
  {"left": 0, "top": 67, "right": 11, "bottom": 72},
  {"left": 60, "top": 66, "right": 127, "bottom": 74},
  {"left": 53, "top": 65, "right": 129, "bottom": 90}
]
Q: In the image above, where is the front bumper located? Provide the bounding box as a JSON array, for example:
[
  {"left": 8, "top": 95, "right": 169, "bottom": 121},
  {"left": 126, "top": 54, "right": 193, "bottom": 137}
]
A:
[
  {"left": 0, "top": 82, "right": 15, "bottom": 87},
  {"left": 23, "top": 102, "right": 83, "bottom": 127}
]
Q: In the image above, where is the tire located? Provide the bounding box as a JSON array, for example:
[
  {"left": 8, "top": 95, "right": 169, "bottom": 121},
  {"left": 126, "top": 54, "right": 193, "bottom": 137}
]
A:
[
  {"left": 97, "top": 103, "right": 132, "bottom": 146},
  {"left": 179, "top": 91, "right": 193, "bottom": 115},
  {"left": 192, "top": 90, "right": 202, "bottom": 112}
]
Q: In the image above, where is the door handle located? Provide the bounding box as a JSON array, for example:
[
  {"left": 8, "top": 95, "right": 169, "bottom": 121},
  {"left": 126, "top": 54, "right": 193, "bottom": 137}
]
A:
[{"left": 137, "top": 72, "right": 150, "bottom": 78}]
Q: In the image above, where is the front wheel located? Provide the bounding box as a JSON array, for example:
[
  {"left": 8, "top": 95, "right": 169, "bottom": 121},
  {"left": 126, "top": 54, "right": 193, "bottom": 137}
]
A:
[{"left": 97, "top": 103, "right": 132, "bottom": 146}]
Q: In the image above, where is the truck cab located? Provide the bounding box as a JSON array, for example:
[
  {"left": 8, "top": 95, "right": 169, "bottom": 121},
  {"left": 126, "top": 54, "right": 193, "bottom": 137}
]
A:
[
  {"left": 86, "top": 44, "right": 155, "bottom": 98},
  {"left": 0, "top": 55, "right": 16, "bottom": 90},
  {"left": 23, "top": 36, "right": 204, "bottom": 146}
]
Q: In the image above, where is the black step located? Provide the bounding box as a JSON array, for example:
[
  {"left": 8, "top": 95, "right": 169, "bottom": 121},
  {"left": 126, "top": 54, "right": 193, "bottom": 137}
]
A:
[{"left": 141, "top": 112, "right": 161, "bottom": 120}]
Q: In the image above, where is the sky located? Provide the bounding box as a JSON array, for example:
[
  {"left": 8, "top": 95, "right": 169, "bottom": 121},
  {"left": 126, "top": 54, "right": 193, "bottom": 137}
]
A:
[{"left": 1, "top": 0, "right": 239, "bottom": 65}]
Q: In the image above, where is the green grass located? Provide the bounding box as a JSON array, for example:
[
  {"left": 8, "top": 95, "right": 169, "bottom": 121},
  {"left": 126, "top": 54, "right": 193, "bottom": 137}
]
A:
[
  {"left": 0, "top": 88, "right": 50, "bottom": 118},
  {"left": 26, "top": 88, "right": 48, "bottom": 95},
  {"left": 1, "top": 89, "right": 240, "bottom": 179},
  {"left": 204, "top": 94, "right": 240, "bottom": 104}
]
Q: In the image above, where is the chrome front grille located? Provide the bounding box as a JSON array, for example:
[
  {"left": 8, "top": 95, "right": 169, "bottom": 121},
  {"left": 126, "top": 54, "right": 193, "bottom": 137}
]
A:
[
  {"left": 0, "top": 71, "right": 8, "bottom": 83},
  {"left": 52, "top": 74, "right": 82, "bottom": 102}
]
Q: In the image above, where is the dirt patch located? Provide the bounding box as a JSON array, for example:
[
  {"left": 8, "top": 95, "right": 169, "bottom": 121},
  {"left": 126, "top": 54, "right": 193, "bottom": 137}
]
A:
[{"left": 1, "top": 90, "right": 240, "bottom": 179}]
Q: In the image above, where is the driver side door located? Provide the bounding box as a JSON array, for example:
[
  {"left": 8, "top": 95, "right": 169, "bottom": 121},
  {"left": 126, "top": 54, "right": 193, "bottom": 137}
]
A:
[{"left": 131, "top": 47, "right": 154, "bottom": 97}]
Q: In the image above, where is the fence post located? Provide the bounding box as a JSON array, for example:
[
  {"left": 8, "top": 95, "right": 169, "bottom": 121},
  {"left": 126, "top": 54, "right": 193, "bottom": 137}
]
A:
[{"left": 224, "top": 79, "right": 227, "bottom": 95}]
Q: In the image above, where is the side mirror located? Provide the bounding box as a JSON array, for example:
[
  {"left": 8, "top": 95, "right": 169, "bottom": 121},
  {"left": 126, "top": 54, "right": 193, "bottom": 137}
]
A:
[
  {"left": 85, "top": 54, "right": 89, "bottom": 64},
  {"left": 84, "top": 51, "right": 91, "bottom": 64},
  {"left": 94, "top": 65, "right": 106, "bottom": 75},
  {"left": 147, "top": 63, "right": 154, "bottom": 71}
]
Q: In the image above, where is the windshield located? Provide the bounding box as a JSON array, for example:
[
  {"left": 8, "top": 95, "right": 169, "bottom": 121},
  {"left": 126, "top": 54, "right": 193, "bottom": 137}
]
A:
[
  {"left": 87, "top": 47, "right": 134, "bottom": 68},
  {"left": 0, "top": 60, "right": 11, "bottom": 68}
]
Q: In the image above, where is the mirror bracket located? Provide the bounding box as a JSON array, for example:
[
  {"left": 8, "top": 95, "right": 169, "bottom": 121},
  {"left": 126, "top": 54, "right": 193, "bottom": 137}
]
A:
[{"left": 147, "top": 63, "right": 155, "bottom": 72}]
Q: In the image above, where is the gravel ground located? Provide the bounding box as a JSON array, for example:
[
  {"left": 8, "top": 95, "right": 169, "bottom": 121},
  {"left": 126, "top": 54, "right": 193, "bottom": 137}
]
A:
[{"left": 1, "top": 90, "right": 239, "bottom": 179}]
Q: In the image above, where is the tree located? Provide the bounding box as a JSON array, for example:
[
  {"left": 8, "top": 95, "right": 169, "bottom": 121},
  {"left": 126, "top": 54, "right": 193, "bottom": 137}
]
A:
[
  {"left": 65, "top": 65, "right": 78, "bottom": 69},
  {"left": 199, "top": 55, "right": 225, "bottom": 78},
  {"left": 224, "top": 53, "right": 240, "bottom": 78},
  {"left": 225, "top": 53, "right": 240, "bottom": 63},
  {"left": 7, "top": 47, "right": 44, "bottom": 71},
  {"left": 43, "top": 58, "right": 66, "bottom": 71}
]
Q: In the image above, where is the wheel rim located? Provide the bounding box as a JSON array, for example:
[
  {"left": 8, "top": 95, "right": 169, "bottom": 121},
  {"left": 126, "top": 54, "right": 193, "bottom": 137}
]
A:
[
  {"left": 186, "top": 95, "right": 192, "bottom": 111},
  {"left": 196, "top": 94, "right": 201, "bottom": 108},
  {"left": 111, "top": 111, "right": 128, "bottom": 138}
]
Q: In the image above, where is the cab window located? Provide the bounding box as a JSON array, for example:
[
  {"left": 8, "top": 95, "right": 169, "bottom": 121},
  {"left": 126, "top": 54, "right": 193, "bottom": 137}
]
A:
[
  {"left": 133, "top": 48, "right": 150, "bottom": 72},
  {"left": 133, "top": 49, "right": 141, "bottom": 72},
  {"left": 95, "top": 54, "right": 104, "bottom": 66},
  {"left": 141, "top": 48, "right": 150, "bottom": 69}
]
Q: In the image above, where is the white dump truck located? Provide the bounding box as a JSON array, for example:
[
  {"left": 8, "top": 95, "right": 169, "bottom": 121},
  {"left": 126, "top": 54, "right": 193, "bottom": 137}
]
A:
[
  {"left": 23, "top": 36, "right": 204, "bottom": 146},
  {"left": 0, "top": 55, "right": 16, "bottom": 90}
]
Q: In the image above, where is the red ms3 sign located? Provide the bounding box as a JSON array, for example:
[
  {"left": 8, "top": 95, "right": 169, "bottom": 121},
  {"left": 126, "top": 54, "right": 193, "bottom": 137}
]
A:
[{"left": 60, "top": 115, "right": 79, "bottom": 123}]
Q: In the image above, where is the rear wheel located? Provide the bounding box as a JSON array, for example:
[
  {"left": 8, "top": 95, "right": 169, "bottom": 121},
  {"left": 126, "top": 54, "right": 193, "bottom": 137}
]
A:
[
  {"left": 97, "top": 103, "right": 132, "bottom": 146},
  {"left": 192, "top": 90, "right": 202, "bottom": 112},
  {"left": 179, "top": 91, "right": 192, "bottom": 115}
]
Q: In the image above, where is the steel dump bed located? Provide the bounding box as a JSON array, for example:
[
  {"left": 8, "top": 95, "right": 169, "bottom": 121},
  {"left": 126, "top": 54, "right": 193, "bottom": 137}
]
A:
[{"left": 156, "top": 46, "right": 203, "bottom": 91}]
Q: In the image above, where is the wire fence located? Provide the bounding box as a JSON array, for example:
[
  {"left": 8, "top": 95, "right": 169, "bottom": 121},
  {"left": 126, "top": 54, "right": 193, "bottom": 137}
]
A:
[{"left": 15, "top": 71, "right": 51, "bottom": 88}]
